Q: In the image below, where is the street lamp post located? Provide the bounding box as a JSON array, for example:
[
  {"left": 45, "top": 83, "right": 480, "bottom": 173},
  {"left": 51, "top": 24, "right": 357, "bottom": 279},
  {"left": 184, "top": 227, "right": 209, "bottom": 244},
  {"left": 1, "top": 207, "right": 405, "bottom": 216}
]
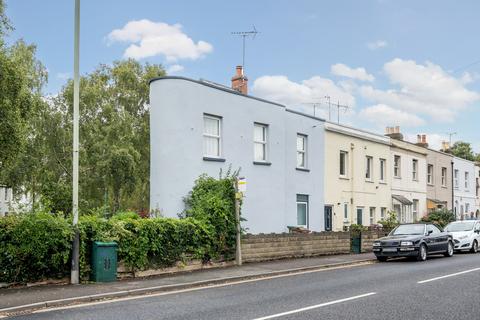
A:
[{"left": 71, "top": 0, "right": 80, "bottom": 285}]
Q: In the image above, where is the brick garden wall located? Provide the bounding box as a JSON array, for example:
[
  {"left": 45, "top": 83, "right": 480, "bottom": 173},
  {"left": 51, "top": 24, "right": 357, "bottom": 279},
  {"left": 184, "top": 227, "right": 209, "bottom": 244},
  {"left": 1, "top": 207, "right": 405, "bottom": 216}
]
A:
[{"left": 241, "top": 232, "right": 351, "bottom": 262}]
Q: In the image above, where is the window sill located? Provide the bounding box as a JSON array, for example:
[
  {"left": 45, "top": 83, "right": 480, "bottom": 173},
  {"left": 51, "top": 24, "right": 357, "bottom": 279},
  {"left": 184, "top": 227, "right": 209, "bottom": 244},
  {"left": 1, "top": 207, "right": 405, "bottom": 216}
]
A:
[
  {"left": 253, "top": 161, "right": 272, "bottom": 166},
  {"left": 203, "top": 156, "right": 226, "bottom": 162},
  {"left": 379, "top": 181, "right": 387, "bottom": 185},
  {"left": 339, "top": 176, "right": 350, "bottom": 180},
  {"left": 441, "top": 185, "right": 447, "bottom": 189},
  {"left": 296, "top": 167, "right": 310, "bottom": 172},
  {"left": 394, "top": 176, "right": 401, "bottom": 179},
  {"left": 427, "top": 183, "right": 434, "bottom": 186},
  {"left": 365, "top": 179, "right": 374, "bottom": 183}
]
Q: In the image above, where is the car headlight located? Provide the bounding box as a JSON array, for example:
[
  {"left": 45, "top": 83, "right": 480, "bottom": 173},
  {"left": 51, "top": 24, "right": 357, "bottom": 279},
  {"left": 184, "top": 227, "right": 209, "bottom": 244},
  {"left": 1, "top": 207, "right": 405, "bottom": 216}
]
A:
[
  {"left": 458, "top": 235, "right": 468, "bottom": 240},
  {"left": 401, "top": 241, "right": 413, "bottom": 246},
  {"left": 373, "top": 241, "right": 381, "bottom": 247}
]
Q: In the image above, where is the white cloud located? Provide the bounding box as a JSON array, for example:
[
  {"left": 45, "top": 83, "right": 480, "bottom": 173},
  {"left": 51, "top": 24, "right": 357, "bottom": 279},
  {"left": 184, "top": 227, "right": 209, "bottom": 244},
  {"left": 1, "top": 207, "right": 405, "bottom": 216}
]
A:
[
  {"left": 108, "top": 19, "right": 213, "bottom": 61},
  {"left": 331, "top": 63, "right": 374, "bottom": 82},
  {"left": 367, "top": 40, "right": 388, "bottom": 50},
  {"left": 166, "top": 64, "right": 184, "bottom": 74},
  {"left": 359, "top": 58, "right": 480, "bottom": 122},
  {"left": 252, "top": 75, "right": 355, "bottom": 116},
  {"left": 359, "top": 104, "right": 425, "bottom": 127}
]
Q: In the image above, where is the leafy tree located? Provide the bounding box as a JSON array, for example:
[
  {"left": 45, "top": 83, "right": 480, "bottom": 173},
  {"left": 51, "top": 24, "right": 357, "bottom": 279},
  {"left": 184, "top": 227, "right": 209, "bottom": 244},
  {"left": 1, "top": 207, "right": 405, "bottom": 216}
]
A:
[
  {"left": 10, "top": 60, "right": 165, "bottom": 214},
  {"left": 448, "top": 141, "right": 476, "bottom": 161},
  {"left": 0, "top": 1, "right": 47, "bottom": 188}
]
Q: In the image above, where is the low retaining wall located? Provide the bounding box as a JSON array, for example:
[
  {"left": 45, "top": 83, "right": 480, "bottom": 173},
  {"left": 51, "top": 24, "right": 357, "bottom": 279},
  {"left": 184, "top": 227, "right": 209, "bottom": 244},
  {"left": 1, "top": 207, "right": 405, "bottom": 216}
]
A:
[
  {"left": 361, "top": 231, "right": 388, "bottom": 252},
  {"left": 242, "top": 232, "right": 351, "bottom": 262}
]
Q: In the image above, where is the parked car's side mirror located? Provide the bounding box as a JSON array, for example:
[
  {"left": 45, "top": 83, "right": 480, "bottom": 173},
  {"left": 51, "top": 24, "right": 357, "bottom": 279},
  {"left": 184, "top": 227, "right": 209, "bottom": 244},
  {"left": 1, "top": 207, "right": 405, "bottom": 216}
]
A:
[{"left": 427, "top": 230, "right": 433, "bottom": 235}]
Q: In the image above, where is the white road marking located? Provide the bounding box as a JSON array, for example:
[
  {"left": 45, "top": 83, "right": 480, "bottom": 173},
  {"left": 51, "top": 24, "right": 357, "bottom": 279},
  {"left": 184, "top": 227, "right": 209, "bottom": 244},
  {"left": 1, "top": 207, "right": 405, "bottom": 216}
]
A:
[
  {"left": 251, "top": 292, "right": 377, "bottom": 320},
  {"left": 30, "top": 262, "right": 373, "bottom": 314},
  {"left": 418, "top": 267, "right": 480, "bottom": 284}
]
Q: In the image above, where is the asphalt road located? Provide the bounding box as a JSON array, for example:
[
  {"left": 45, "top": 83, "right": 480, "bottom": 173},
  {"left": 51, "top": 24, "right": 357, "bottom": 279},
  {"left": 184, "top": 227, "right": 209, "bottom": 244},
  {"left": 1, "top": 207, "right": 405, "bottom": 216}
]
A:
[{"left": 8, "top": 252, "right": 480, "bottom": 320}]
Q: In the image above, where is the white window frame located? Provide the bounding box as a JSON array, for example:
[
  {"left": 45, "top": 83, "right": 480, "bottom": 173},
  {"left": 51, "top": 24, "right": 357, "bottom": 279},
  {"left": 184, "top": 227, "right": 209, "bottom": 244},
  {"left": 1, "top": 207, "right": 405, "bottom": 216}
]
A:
[
  {"left": 394, "top": 155, "right": 401, "bottom": 178},
  {"left": 296, "top": 134, "right": 307, "bottom": 169},
  {"left": 465, "top": 171, "right": 469, "bottom": 190},
  {"left": 379, "top": 158, "right": 386, "bottom": 182},
  {"left": 380, "top": 207, "right": 387, "bottom": 220},
  {"left": 427, "top": 164, "right": 434, "bottom": 185},
  {"left": 343, "top": 203, "right": 348, "bottom": 221},
  {"left": 203, "top": 114, "right": 222, "bottom": 158},
  {"left": 296, "top": 194, "right": 309, "bottom": 227},
  {"left": 365, "top": 156, "right": 373, "bottom": 181},
  {"left": 412, "top": 199, "right": 419, "bottom": 222},
  {"left": 339, "top": 151, "right": 348, "bottom": 178},
  {"left": 412, "top": 159, "right": 418, "bottom": 181},
  {"left": 441, "top": 167, "right": 447, "bottom": 187},
  {"left": 253, "top": 123, "right": 268, "bottom": 162},
  {"left": 369, "top": 207, "right": 375, "bottom": 225}
]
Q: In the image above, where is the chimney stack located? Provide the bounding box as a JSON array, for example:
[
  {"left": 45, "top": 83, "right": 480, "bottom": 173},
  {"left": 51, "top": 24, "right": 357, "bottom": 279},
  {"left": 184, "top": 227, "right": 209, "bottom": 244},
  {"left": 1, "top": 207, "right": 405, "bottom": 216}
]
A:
[
  {"left": 231, "top": 66, "right": 248, "bottom": 95},
  {"left": 441, "top": 141, "right": 450, "bottom": 152},
  {"left": 415, "top": 134, "right": 429, "bottom": 148},
  {"left": 385, "top": 126, "right": 404, "bottom": 140}
]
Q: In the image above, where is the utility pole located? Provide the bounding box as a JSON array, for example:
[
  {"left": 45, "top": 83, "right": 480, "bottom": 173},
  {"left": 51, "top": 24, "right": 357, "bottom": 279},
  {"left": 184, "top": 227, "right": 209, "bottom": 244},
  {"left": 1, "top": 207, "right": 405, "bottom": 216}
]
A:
[
  {"left": 231, "top": 26, "right": 259, "bottom": 71},
  {"left": 71, "top": 0, "right": 80, "bottom": 285},
  {"left": 446, "top": 132, "right": 457, "bottom": 147},
  {"left": 335, "top": 100, "right": 350, "bottom": 124},
  {"left": 234, "top": 178, "right": 244, "bottom": 266},
  {"left": 324, "top": 96, "right": 331, "bottom": 121}
]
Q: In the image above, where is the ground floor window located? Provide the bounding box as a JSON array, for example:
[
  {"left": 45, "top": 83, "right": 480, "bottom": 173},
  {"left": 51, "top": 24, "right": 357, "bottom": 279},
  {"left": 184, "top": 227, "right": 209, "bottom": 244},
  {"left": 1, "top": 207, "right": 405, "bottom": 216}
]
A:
[
  {"left": 296, "top": 194, "right": 309, "bottom": 227},
  {"left": 412, "top": 199, "right": 419, "bottom": 222},
  {"left": 356, "top": 207, "right": 364, "bottom": 225},
  {"left": 369, "top": 207, "right": 376, "bottom": 225},
  {"left": 381, "top": 207, "right": 387, "bottom": 220}
]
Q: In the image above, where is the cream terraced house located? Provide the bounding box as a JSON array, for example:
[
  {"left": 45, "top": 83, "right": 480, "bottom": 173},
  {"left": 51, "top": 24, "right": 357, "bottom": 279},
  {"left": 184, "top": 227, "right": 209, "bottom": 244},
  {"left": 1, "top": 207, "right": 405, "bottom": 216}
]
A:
[
  {"left": 324, "top": 122, "right": 392, "bottom": 231},
  {"left": 386, "top": 127, "right": 428, "bottom": 223}
]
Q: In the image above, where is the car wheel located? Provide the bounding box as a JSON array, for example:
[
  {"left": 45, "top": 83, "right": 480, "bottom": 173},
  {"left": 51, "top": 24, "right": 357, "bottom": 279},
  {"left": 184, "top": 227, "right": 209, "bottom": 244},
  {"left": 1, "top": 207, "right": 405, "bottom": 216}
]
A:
[
  {"left": 470, "top": 240, "right": 478, "bottom": 253},
  {"left": 417, "top": 244, "right": 427, "bottom": 261},
  {"left": 444, "top": 241, "right": 454, "bottom": 257},
  {"left": 376, "top": 256, "right": 387, "bottom": 262}
]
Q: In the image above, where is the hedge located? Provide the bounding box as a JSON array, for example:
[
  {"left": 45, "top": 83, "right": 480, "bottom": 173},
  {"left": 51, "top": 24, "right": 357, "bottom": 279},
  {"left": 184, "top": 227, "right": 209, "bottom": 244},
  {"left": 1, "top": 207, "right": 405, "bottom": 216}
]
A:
[{"left": 0, "top": 174, "right": 238, "bottom": 284}]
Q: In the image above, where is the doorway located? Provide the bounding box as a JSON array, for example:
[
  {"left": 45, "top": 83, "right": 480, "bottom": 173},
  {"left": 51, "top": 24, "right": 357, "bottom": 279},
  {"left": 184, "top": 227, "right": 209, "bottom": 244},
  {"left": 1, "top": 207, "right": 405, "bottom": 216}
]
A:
[
  {"left": 324, "top": 206, "right": 333, "bottom": 231},
  {"left": 356, "top": 207, "right": 364, "bottom": 225}
]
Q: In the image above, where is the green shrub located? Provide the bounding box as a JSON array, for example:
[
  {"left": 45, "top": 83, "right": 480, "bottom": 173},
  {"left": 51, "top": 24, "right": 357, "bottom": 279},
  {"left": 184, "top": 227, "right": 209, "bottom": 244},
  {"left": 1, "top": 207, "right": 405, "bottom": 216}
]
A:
[
  {"left": 0, "top": 212, "right": 73, "bottom": 283},
  {"left": 0, "top": 174, "right": 239, "bottom": 283},
  {"left": 421, "top": 209, "right": 455, "bottom": 228},
  {"left": 377, "top": 211, "right": 400, "bottom": 230}
]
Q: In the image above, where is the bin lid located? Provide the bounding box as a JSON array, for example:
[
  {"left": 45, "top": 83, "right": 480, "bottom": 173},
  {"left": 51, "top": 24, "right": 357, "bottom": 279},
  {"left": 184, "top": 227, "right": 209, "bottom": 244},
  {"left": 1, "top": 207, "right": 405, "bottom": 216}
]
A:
[{"left": 93, "top": 241, "right": 118, "bottom": 247}]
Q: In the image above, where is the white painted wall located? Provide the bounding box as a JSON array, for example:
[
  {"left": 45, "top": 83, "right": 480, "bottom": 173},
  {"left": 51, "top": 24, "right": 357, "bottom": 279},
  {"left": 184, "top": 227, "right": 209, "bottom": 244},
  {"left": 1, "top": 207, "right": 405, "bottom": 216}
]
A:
[
  {"left": 149, "top": 77, "right": 325, "bottom": 234},
  {"left": 324, "top": 122, "right": 392, "bottom": 230},
  {"left": 453, "top": 157, "right": 477, "bottom": 219},
  {"left": 390, "top": 140, "right": 428, "bottom": 222}
]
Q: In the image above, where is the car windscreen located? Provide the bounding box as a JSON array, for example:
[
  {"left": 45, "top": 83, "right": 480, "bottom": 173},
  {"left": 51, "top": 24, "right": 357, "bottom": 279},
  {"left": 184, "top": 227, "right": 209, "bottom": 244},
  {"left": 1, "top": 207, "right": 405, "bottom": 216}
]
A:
[
  {"left": 390, "top": 224, "right": 425, "bottom": 235},
  {"left": 445, "top": 222, "right": 475, "bottom": 232}
]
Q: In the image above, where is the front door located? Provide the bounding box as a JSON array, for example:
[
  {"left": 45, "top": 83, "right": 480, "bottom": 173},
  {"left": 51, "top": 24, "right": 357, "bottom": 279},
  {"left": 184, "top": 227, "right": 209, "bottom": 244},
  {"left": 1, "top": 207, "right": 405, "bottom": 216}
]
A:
[
  {"left": 324, "top": 206, "right": 333, "bottom": 231},
  {"left": 356, "top": 207, "right": 363, "bottom": 225}
]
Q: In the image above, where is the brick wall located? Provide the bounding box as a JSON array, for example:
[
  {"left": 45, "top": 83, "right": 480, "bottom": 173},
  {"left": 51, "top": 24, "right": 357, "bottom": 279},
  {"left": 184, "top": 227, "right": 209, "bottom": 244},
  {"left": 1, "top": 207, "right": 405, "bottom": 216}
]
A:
[
  {"left": 361, "top": 230, "right": 390, "bottom": 252},
  {"left": 241, "top": 232, "right": 351, "bottom": 263}
]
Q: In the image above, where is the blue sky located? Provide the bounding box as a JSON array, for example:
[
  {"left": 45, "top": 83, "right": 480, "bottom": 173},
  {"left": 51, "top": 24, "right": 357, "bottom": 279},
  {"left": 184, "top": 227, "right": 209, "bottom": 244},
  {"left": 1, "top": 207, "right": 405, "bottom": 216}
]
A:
[{"left": 5, "top": 0, "right": 480, "bottom": 151}]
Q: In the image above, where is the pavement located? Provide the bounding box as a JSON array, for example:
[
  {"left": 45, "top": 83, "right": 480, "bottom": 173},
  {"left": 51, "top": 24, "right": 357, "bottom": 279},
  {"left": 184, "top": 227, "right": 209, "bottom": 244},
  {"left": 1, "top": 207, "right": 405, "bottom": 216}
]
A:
[
  {"left": 0, "top": 253, "right": 375, "bottom": 315},
  {"left": 4, "top": 251, "right": 480, "bottom": 320}
]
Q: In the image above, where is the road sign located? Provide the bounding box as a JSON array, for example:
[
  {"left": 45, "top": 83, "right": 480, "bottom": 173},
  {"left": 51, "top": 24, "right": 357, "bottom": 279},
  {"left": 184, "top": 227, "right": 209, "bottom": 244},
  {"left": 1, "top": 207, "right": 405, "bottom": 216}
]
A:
[{"left": 238, "top": 177, "right": 246, "bottom": 193}]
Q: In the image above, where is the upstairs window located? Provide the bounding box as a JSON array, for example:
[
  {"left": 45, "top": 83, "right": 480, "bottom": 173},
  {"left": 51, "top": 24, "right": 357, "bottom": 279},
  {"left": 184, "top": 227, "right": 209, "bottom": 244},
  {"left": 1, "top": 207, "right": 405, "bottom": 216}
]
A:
[
  {"left": 366, "top": 156, "right": 373, "bottom": 181},
  {"left": 254, "top": 123, "right": 268, "bottom": 161},
  {"left": 465, "top": 172, "right": 469, "bottom": 190},
  {"left": 379, "top": 159, "right": 386, "bottom": 182},
  {"left": 441, "top": 167, "right": 447, "bottom": 187},
  {"left": 394, "top": 155, "right": 401, "bottom": 178},
  {"left": 339, "top": 151, "right": 348, "bottom": 177},
  {"left": 412, "top": 159, "right": 418, "bottom": 181},
  {"left": 427, "top": 164, "right": 434, "bottom": 185},
  {"left": 296, "top": 134, "right": 307, "bottom": 169},
  {"left": 203, "top": 115, "right": 221, "bottom": 157}
]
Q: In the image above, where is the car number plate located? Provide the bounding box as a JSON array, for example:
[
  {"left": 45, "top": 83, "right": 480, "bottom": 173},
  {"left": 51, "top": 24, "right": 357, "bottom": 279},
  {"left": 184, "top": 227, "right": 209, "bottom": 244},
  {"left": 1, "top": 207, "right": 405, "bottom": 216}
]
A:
[{"left": 383, "top": 248, "right": 397, "bottom": 252}]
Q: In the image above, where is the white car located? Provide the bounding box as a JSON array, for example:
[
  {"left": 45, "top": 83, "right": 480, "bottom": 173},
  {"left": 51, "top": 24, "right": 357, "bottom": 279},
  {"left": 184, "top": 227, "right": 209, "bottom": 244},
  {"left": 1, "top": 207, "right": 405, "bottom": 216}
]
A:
[{"left": 444, "top": 220, "right": 480, "bottom": 253}]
